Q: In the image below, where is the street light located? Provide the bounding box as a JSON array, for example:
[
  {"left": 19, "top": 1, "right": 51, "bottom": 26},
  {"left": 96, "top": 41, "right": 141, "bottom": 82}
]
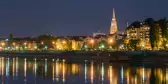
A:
[
  {"left": 90, "top": 39, "right": 94, "bottom": 44},
  {"left": 108, "top": 38, "right": 113, "bottom": 44},
  {"left": 100, "top": 44, "right": 105, "bottom": 49},
  {"left": 24, "top": 42, "right": 27, "bottom": 45},
  {"left": 13, "top": 42, "right": 16, "bottom": 46},
  {"left": 90, "top": 39, "right": 95, "bottom": 49},
  {"left": 52, "top": 41, "right": 55, "bottom": 44},
  {"left": 1, "top": 42, "right": 5, "bottom": 46},
  {"left": 84, "top": 45, "right": 88, "bottom": 49},
  {"left": 41, "top": 41, "right": 44, "bottom": 45},
  {"left": 108, "top": 38, "right": 113, "bottom": 50},
  {"left": 34, "top": 46, "right": 37, "bottom": 49},
  {"left": 16, "top": 46, "right": 19, "bottom": 50},
  {"left": 45, "top": 46, "right": 48, "bottom": 50},
  {"left": 62, "top": 40, "right": 66, "bottom": 44},
  {"left": 25, "top": 46, "right": 27, "bottom": 49}
]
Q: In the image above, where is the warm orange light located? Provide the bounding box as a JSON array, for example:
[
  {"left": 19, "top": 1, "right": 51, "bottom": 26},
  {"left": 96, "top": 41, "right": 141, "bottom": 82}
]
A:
[
  {"left": 62, "top": 60, "right": 65, "bottom": 82},
  {"left": 56, "top": 60, "right": 59, "bottom": 81},
  {"left": 62, "top": 40, "right": 66, "bottom": 44},
  {"left": 91, "top": 62, "right": 94, "bottom": 84},
  {"left": 1, "top": 42, "right": 5, "bottom": 46},
  {"left": 52, "top": 62, "right": 54, "bottom": 81},
  {"left": 13, "top": 42, "right": 16, "bottom": 46},
  {"left": 125, "top": 39, "right": 129, "bottom": 44},
  {"left": 90, "top": 39, "right": 94, "bottom": 44},
  {"left": 41, "top": 41, "right": 44, "bottom": 45},
  {"left": 52, "top": 41, "right": 55, "bottom": 44},
  {"left": 34, "top": 46, "right": 37, "bottom": 49},
  {"left": 24, "top": 42, "right": 27, "bottom": 45},
  {"left": 109, "top": 66, "right": 113, "bottom": 84},
  {"left": 108, "top": 39, "right": 113, "bottom": 44}
]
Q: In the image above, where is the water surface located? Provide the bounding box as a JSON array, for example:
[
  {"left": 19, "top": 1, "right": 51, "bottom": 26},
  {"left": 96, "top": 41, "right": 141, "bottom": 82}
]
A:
[{"left": 0, "top": 56, "right": 167, "bottom": 84}]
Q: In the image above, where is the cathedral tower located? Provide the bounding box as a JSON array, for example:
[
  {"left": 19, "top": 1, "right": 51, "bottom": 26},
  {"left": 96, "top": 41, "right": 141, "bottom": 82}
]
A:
[{"left": 110, "top": 8, "right": 118, "bottom": 34}]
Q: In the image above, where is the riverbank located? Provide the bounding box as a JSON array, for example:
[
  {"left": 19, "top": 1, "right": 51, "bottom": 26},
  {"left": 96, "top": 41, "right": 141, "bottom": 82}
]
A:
[{"left": 0, "top": 51, "right": 168, "bottom": 64}]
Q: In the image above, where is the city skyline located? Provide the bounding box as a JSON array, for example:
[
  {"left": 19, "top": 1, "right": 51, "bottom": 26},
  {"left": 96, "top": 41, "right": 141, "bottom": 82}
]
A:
[{"left": 0, "top": 0, "right": 168, "bottom": 36}]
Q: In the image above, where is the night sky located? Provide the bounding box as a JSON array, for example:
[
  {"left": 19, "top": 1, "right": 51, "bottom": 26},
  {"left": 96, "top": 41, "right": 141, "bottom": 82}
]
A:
[{"left": 0, "top": 0, "right": 168, "bottom": 37}]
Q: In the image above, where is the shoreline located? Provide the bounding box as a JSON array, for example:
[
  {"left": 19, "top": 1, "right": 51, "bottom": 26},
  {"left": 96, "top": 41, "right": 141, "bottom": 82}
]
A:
[{"left": 0, "top": 51, "right": 168, "bottom": 64}]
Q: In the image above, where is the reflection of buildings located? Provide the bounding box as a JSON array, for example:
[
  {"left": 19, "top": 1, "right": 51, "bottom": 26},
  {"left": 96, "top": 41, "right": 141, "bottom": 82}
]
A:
[
  {"left": 108, "top": 65, "right": 118, "bottom": 84},
  {"left": 0, "top": 57, "right": 168, "bottom": 83}
]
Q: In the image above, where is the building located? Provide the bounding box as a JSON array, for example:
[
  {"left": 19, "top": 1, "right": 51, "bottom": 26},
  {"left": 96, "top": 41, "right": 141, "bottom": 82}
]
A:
[
  {"left": 93, "top": 32, "right": 106, "bottom": 37},
  {"left": 110, "top": 8, "right": 118, "bottom": 35},
  {"left": 126, "top": 21, "right": 158, "bottom": 49}
]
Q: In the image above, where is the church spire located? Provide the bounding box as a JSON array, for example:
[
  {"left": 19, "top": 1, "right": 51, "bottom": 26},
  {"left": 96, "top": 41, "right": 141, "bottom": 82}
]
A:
[
  {"left": 110, "top": 8, "right": 118, "bottom": 34},
  {"left": 113, "top": 8, "right": 115, "bottom": 18}
]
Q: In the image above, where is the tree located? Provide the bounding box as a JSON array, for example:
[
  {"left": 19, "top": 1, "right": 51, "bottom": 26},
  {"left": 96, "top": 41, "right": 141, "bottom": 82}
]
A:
[
  {"left": 37, "top": 35, "right": 55, "bottom": 50},
  {"left": 8, "top": 33, "right": 14, "bottom": 47},
  {"left": 9, "top": 33, "right": 14, "bottom": 41},
  {"left": 158, "top": 18, "right": 168, "bottom": 39},
  {"left": 145, "top": 18, "right": 159, "bottom": 50},
  {"left": 116, "top": 39, "right": 124, "bottom": 50},
  {"left": 158, "top": 18, "right": 168, "bottom": 49},
  {"left": 96, "top": 40, "right": 107, "bottom": 50},
  {"left": 128, "top": 40, "right": 140, "bottom": 50}
]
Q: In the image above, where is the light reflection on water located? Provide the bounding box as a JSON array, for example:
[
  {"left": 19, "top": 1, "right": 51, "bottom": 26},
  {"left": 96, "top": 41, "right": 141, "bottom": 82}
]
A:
[{"left": 0, "top": 57, "right": 167, "bottom": 84}]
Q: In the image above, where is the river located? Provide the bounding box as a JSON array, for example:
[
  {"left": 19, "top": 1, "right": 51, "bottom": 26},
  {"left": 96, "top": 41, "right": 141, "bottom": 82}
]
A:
[{"left": 0, "top": 56, "right": 167, "bottom": 84}]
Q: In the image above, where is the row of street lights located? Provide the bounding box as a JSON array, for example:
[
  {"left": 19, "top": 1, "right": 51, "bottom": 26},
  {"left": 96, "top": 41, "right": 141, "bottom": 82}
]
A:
[{"left": 0, "top": 38, "right": 116, "bottom": 51}]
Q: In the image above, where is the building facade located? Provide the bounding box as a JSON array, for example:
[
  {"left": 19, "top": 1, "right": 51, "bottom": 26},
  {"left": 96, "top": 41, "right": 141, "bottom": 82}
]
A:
[
  {"left": 126, "top": 21, "right": 167, "bottom": 50},
  {"left": 126, "top": 22, "right": 151, "bottom": 49}
]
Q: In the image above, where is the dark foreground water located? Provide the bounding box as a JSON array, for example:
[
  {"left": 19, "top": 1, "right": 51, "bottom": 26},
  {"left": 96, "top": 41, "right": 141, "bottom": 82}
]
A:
[{"left": 0, "top": 56, "right": 167, "bottom": 84}]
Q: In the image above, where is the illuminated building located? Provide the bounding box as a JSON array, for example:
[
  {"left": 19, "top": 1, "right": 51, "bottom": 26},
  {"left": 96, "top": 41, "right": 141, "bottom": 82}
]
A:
[
  {"left": 110, "top": 8, "right": 118, "bottom": 35},
  {"left": 126, "top": 22, "right": 151, "bottom": 49},
  {"left": 71, "top": 40, "right": 83, "bottom": 50}
]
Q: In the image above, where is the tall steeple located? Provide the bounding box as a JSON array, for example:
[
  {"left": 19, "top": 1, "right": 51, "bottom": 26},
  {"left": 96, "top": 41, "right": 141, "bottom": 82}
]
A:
[
  {"left": 110, "top": 8, "right": 118, "bottom": 34},
  {"left": 113, "top": 8, "right": 115, "bottom": 19}
]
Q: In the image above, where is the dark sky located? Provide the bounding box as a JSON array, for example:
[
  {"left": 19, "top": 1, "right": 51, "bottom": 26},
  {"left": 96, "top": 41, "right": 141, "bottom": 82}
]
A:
[{"left": 0, "top": 0, "right": 168, "bottom": 37}]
